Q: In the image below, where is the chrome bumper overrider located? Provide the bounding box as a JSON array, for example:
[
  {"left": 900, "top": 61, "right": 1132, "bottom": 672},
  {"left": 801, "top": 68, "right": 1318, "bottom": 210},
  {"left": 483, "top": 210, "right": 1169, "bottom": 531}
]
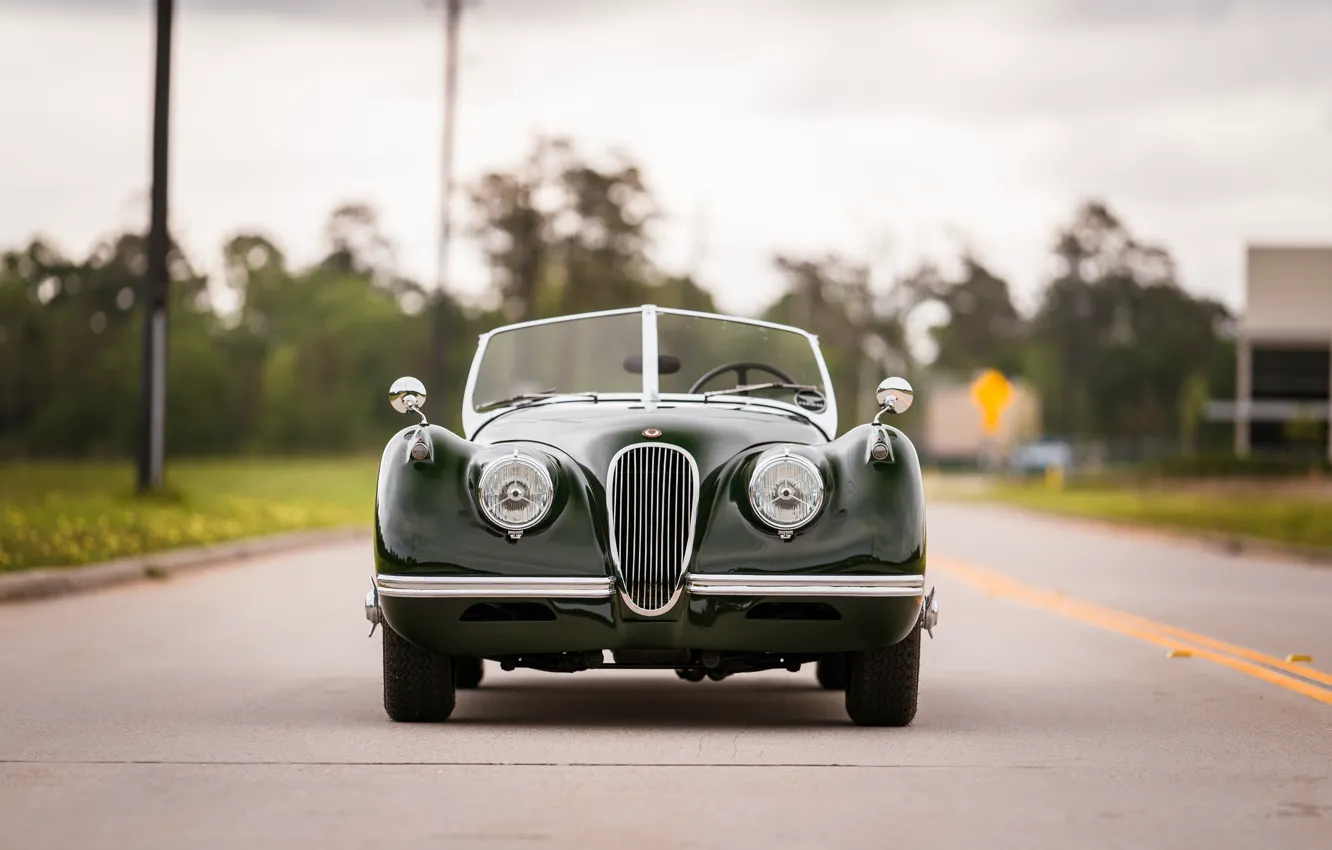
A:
[
  {"left": 684, "top": 573, "right": 926, "bottom": 597},
  {"left": 374, "top": 575, "right": 616, "bottom": 599}
]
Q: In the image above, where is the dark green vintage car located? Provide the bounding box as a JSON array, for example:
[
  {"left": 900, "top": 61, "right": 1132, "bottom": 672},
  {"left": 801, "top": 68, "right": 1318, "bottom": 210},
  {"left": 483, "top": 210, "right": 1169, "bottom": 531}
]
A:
[{"left": 364, "top": 305, "right": 936, "bottom": 726}]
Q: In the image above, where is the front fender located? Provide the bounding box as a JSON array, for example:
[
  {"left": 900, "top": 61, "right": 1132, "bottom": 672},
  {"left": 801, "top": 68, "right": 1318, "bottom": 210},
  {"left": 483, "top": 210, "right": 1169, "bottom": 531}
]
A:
[
  {"left": 373, "top": 424, "right": 611, "bottom": 579},
  {"left": 692, "top": 424, "right": 926, "bottom": 575}
]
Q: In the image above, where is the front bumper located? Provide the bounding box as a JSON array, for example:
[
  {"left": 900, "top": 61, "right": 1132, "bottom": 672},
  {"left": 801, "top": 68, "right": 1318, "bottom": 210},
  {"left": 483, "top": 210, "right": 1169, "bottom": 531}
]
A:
[
  {"left": 375, "top": 575, "right": 616, "bottom": 599},
  {"left": 685, "top": 573, "right": 924, "bottom": 597},
  {"left": 373, "top": 573, "right": 922, "bottom": 600},
  {"left": 368, "top": 572, "right": 930, "bottom": 656}
]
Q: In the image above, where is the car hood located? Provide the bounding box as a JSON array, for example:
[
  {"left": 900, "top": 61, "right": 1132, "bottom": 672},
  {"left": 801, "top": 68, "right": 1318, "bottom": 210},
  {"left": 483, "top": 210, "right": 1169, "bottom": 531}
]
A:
[{"left": 471, "top": 401, "right": 827, "bottom": 482}]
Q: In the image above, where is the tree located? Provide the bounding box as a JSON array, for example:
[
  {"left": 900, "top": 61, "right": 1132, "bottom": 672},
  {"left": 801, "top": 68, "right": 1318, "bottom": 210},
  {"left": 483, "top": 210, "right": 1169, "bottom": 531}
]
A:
[
  {"left": 761, "top": 253, "right": 915, "bottom": 428},
  {"left": 0, "top": 146, "right": 1238, "bottom": 463},
  {"left": 0, "top": 202, "right": 488, "bottom": 459},
  {"left": 923, "top": 257, "right": 1026, "bottom": 378},
  {"left": 655, "top": 274, "right": 718, "bottom": 313},
  {"left": 466, "top": 138, "right": 567, "bottom": 321},
  {"left": 553, "top": 155, "right": 656, "bottom": 314},
  {"left": 321, "top": 203, "right": 394, "bottom": 280},
  {"left": 467, "top": 137, "right": 660, "bottom": 322},
  {"left": 1028, "top": 201, "right": 1232, "bottom": 447}
]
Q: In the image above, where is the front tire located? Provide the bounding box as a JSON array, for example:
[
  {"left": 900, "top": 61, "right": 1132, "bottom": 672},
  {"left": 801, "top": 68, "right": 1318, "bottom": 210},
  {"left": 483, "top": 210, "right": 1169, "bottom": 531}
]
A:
[
  {"left": 455, "top": 657, "right": 485, "bottom": 689},
  {"left": 844, "top": 624, "right": 921, "bottom": 727},
  {"left": 382, "top": 622, "right": 456, "bottom": 722}
]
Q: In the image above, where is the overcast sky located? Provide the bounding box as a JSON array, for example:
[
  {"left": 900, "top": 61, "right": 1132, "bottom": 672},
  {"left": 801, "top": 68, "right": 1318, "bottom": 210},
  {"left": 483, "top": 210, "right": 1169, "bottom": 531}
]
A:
[{"left": 2, "top": 0, "right": 1329, "bottom": 318}]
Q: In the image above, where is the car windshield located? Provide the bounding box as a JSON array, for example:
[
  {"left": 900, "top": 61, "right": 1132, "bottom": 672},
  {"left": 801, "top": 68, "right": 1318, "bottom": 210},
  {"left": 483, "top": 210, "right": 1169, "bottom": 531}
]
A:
[
  {"left": 469, "top": 308, "right": 829, "bottom": 413},
  {"left": 655, "top": 312, "right": 827, "bottom": 401},
  {"left": 471, "top": 311, "right": 643, "bottom": 411}
]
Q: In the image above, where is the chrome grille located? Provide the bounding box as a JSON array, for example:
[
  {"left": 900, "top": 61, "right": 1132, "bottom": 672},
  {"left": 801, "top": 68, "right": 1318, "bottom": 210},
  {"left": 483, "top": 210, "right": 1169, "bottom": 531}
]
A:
[{"left": 607, "top": 443, "right": 698, "bottom": 614}]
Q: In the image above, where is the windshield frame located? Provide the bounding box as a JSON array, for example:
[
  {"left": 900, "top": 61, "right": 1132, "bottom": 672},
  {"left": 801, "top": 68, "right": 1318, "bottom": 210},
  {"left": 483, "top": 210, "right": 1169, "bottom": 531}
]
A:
[{"left": 460, "top": 305, "right": 839, "bottom": 439}]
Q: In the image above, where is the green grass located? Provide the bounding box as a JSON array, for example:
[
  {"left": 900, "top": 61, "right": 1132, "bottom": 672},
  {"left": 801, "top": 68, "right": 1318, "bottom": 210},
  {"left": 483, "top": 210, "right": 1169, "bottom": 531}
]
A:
[
  {"left": 0, "top": 458, "right": 379, "bottom": 572},
  {"left": 966, "top": 477, "right": 1332, "bottom": 552}
]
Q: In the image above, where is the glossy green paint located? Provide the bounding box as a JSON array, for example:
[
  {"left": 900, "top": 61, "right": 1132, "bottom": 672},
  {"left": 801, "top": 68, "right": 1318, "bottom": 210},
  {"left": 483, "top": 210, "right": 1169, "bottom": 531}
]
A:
[{"left": 373, "top": 402, "right": 927, "bottom": 656}]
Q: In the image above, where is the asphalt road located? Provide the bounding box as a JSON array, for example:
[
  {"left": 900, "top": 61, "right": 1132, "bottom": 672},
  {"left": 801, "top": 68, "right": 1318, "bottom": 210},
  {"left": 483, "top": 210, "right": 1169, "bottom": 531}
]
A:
[{"left": 2, "top": 501, "right": 1330, "bottom": 849}]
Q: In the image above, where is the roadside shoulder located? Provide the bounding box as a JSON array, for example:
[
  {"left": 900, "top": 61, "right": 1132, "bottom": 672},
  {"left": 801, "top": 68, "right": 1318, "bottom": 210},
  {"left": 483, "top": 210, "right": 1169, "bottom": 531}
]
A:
[
  {"left": 934, "top": 496, "right": 1332, "bottom": 570},
  {"left": 0, "top": 525, "right": 370, "bottom": 604}
]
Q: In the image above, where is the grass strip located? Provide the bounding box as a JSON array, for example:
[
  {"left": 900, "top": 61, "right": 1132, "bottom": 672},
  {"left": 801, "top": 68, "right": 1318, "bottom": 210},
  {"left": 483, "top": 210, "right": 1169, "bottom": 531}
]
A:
[
  {"left": 967, "top": 477, "right": 1332, "bottom": 552},
  {"left": 0, "top": 458, "right": 377, "bottom": 572}
]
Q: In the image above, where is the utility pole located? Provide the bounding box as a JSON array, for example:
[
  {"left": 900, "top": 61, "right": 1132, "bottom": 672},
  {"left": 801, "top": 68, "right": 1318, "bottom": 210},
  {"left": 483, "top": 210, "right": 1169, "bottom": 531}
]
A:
[
  {"left": 430, "top": 0, "right": 463, "bottom": 397},
  {"left": 137, "top": 0, "right": 174, "bottom": 493}
]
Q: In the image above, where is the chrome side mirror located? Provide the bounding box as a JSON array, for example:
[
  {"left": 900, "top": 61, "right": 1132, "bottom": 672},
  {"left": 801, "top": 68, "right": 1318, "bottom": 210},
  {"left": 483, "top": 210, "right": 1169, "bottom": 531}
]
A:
[
  {"left": 390, "top": 376, "right": 427, "bottom": 423},
  {"left": 873, "top": 377, "right": 913, "bottom": 423}
]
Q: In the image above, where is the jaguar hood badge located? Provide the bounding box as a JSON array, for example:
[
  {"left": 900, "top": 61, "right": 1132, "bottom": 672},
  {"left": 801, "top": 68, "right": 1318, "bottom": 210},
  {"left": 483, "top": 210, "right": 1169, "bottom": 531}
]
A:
[{"left": 642, "top": 427, "right": 662, "bottom": 438}]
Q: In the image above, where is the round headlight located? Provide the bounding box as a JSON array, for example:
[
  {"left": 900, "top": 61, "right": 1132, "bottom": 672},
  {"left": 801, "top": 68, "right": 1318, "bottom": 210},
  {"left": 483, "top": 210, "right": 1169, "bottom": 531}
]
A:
[
  {"left": 477, "top": 453, "right": 554, "bottom": 531},
  {"left": 748, "top": 450, "right": 824, "bottom": 531}
]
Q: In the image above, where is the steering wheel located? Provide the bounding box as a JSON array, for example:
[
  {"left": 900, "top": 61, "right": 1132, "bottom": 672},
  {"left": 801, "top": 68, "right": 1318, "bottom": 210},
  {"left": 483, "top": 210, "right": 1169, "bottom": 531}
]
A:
[{"left": 687, "top": 361, "right": 797, "bottom": 394}]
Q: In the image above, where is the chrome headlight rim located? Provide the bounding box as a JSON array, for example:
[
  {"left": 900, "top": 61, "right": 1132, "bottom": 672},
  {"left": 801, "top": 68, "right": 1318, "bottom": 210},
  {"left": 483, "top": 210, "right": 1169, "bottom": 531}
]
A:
[
  {"left": 476, "top": 452, "right": 555, "bottom": 532},
  {"left": 747, "top": 448, "right": 825, "bottom": 532}
]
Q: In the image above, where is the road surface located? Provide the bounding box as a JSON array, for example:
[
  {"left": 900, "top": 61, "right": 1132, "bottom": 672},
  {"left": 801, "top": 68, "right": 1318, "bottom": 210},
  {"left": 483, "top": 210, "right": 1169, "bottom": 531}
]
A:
[{"left": 2, "top": 501, "right": 1330, "bottom": 848}]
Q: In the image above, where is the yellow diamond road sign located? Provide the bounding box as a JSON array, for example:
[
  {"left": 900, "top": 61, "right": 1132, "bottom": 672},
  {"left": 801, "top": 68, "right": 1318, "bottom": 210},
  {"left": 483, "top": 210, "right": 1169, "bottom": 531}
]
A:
[{"left": 970, "top": 369, "right": 1013, "bottom": 436}]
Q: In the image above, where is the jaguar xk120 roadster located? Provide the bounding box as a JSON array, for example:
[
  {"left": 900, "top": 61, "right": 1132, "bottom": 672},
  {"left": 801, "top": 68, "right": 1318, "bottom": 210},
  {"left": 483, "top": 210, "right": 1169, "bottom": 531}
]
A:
[{"left": 364, "top": 305, "right": 936, "bottom": 726}]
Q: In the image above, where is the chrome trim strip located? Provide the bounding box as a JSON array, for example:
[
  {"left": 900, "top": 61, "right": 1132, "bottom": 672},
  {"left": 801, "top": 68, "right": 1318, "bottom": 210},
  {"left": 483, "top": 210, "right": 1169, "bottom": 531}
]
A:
[
  {"left": 655, "top": 306, "right": 818, "bottom": 341},
  {"left": 375, "top": 575, "right": 615, "bottom": 599},
  {"left": 460, "top": 331, "right": 489, "bottom": 439},
  {"left": 641, "top": 304, "right": 659, "bottom": 410},
  {"left": 481, "top": 306, "right": 816, "bottom": 342},
  {"left": 807, "top": 333, "right": 839, "bottom": 436},
  {"left": 685, "top": 573, "right": 926, "bottom": 597},
  {"left": 477, "top": 306, "right": 644, "bottom": 337}
]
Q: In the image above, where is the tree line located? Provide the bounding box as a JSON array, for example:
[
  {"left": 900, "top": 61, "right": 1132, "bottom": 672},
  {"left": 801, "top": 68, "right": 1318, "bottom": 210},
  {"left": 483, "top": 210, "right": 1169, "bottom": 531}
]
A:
[{"left": 0, "top": 136, "right": 1234, "bottom": 460}]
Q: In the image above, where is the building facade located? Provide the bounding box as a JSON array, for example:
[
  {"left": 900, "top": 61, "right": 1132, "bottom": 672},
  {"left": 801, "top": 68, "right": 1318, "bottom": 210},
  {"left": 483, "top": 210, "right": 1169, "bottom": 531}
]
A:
[{"left": 1228, "top": 246, "right": 1332, "bottom": 459}]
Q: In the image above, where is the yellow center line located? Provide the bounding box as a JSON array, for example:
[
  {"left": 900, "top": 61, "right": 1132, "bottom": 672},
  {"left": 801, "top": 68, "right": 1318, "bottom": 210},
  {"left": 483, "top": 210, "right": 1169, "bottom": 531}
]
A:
[{"left": 933, "top": 556, "right": 1332, "bottom": 707}]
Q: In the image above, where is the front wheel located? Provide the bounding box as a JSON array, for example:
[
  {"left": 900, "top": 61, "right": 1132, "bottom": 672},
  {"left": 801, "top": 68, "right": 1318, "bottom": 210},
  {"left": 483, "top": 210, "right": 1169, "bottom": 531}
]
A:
[
  {"left": 382, "top": 622, "right": 456, "bottom": 722},
  {"left": 844, "top": 624, "right": 921, "bottom": 727}
]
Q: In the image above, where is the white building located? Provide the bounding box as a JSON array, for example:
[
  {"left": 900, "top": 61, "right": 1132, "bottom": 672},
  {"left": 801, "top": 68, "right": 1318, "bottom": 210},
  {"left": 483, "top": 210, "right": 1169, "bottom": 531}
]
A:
[{"left": 1221, "top": 246, "right": 1332, "bottom": 459}]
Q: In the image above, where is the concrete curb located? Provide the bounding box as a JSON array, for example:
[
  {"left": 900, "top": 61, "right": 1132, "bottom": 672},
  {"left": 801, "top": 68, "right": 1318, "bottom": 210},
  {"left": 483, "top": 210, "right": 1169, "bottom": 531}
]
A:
[{"left": 0, "top": 525, "right": 371, "bottom": 604}]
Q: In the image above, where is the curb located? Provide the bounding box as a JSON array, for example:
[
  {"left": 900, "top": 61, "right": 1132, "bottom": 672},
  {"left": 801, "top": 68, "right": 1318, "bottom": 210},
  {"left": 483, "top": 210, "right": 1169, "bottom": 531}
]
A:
[{"left": 0, "top": 525, "right": 370, "bottom": 604}]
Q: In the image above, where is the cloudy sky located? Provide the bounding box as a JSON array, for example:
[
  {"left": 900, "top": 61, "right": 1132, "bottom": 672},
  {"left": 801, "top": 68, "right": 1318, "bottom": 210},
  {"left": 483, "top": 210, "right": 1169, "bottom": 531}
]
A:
[{"left": 1, "top": 0, "right": 1329, "bottom": 317}]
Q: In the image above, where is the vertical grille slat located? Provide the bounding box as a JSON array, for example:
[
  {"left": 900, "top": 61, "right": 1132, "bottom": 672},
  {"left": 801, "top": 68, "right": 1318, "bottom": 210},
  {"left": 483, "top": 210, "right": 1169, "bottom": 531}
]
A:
[
  {"left": 651, "top": 447, "right": 660, "bottom": 609},
  {"left": 608, "top": 444, "right": 697, "bottom": 614}
]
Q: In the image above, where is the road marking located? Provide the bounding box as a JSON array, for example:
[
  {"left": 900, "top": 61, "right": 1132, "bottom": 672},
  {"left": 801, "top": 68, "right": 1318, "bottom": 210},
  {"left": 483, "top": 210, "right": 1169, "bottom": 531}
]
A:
[{"left": 934, "top": 557, "right": 1332, "bottom": 707}]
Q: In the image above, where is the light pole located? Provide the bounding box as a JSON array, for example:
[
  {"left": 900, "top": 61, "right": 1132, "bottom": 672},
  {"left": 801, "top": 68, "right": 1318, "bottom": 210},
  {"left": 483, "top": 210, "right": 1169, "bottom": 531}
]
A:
[
  {"left": 430, "top": 0, "right": 464, "bottom": 397},
  {"left": 137, "top": 0, "right": 174, "bottom": 493}
]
